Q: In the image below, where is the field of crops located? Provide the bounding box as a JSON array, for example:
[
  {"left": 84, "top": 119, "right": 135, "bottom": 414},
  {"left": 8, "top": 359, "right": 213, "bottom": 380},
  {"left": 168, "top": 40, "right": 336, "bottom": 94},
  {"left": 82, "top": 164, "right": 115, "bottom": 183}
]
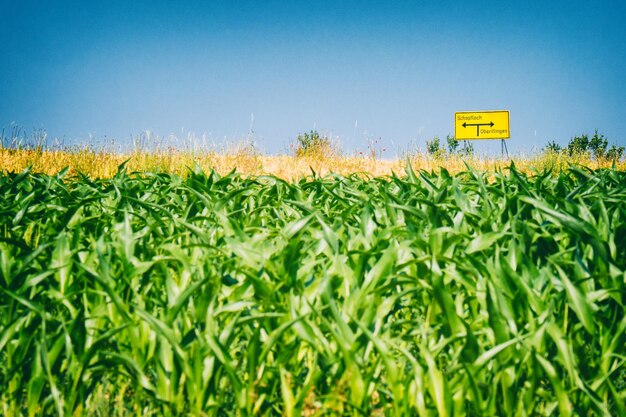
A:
[
  {"left": 3, "top": 146, "right": 625, "bottom": 180},
  {"left": 1, "top": 164, "right": 625, "bottom": 416}
]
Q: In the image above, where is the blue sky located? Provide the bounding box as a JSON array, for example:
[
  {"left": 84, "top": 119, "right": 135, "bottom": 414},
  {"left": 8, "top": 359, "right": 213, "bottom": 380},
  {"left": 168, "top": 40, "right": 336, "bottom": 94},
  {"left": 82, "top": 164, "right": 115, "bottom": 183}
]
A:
[{"left": 1, "top": 0, "right": 625, "bottom": 155}]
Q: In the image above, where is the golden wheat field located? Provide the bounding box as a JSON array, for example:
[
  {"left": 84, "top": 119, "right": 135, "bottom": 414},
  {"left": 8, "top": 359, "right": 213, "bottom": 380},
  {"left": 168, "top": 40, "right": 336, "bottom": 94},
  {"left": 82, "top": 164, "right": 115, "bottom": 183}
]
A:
[{"left": 2, "top": 147, "right": 624, "bottom": 179}]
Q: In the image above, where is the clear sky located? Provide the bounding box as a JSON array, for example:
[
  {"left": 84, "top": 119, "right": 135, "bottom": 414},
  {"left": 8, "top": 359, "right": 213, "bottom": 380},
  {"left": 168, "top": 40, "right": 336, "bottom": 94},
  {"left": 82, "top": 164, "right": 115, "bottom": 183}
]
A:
[{"left": 1, "top": 0, "right": 625, "bottom": 156}]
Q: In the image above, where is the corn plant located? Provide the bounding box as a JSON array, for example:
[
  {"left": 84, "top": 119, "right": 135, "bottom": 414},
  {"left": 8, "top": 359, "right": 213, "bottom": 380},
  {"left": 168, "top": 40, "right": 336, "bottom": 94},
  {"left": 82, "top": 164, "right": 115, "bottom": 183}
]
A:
[{"left": 0, "top": 164, "right": 625, "bottom": 416}]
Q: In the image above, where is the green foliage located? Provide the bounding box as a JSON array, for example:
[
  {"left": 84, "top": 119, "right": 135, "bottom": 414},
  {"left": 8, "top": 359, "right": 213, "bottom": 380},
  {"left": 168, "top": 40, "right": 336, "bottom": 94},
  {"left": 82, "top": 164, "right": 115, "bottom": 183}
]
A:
[
  {"left": 548, "top": 131, "right": 624, "bottom": 162},
  {"left": 567, "top": 133, "right": 590, "bottom": 156},
  {"left": 566, "top": 130, "right": 617, "bottom": 160},
  {"left": 426, "top": 136, "right": 444, "bottom": 157},
  {"left": 1, "top": 166, "right": 625, "bottom": 416},
  {"left": 589, "top": 130, "right": 609, "bottom": 159},
  {"left": 544, "top": 140, "right": 563, "bottom": 153},
  {"left": 295, "top": 130, "right": 332, "bottom": 157},
  {"left": 429, "top": 135, "right": 473, "bottom": 157},
  {"left": 446, "top": 134, "right": 459, "bottom": 154},
  {"left": 606, "top": 144, "right": 625, "bottom": 161}
]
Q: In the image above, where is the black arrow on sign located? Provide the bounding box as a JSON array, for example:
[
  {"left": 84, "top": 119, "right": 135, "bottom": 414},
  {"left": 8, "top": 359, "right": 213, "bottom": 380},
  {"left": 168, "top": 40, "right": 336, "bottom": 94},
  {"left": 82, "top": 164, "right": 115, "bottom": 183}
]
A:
[{"left": 462, "top": 121, "right": 494, "bottom": 137}]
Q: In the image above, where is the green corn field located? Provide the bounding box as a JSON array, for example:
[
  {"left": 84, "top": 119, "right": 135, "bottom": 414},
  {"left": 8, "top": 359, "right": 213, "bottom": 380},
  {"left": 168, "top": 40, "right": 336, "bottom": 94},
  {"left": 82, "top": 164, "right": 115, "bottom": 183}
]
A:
[{"left": 1, "top": 163, "right": 625, "bottom": 416}]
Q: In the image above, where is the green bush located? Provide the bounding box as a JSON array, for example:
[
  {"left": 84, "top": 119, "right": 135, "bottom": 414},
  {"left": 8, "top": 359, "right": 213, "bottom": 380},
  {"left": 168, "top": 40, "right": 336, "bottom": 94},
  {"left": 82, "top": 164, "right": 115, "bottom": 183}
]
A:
[
  {"left": 544, "top": 141, "right": 563, "bottom": 153},
  {"left": 589, "top": 130, "right": 608, "bottom": 159},
  {"left": 427, "top": 135, "right": 473, "bottom": 157},
  {"left": 567, "top": 133, "right": 590, "bottom": 156},
  {"left": 607, "top": 144, "right": 625, "bottom": 161},
  {"left": 425, "top": 136, "right": 443, "bottom": 157},
  {"left": 556, "top": 130, "right": 624, "bottom": 161},
  {"left": 295, "top": 130, "right": 333, "bottom": 157},
  {"left": 446, "top": 134, "right": 459, "bottom": 154}
]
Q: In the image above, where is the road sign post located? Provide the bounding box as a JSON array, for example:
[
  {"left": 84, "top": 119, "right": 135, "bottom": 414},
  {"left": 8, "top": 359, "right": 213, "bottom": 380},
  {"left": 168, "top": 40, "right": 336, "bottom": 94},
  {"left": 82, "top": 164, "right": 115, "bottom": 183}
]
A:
[{"left": 454, "top": 110, "right": 510, "bottom": 157}]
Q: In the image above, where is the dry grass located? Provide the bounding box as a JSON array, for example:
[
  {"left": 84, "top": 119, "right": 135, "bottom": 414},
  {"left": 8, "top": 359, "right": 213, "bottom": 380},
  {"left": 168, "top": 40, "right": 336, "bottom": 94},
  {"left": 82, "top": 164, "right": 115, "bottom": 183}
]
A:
[{"left": 1, "top": 147, "right": 624, "bottom": 180}]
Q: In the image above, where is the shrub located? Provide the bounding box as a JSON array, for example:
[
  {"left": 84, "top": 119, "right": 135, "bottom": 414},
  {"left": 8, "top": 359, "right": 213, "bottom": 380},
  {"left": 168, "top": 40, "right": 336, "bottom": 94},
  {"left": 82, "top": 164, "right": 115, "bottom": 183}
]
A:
[
  {"left": 544, "top": 141, "right": 563, "bottom": 153},
  {"left": 427, "top": 135, "right": 474, "bottom": 158},
  {"left": 607, "top": 144, "right": 625, "bottom": 161},
  {"left": 564, "top": 130, "right": 622, "bottom": 161},
  {"left": 567, "top": 134, "right": 590, "bottom": 156},
  {"left": 426, "top": 136, "right": 444, "bottom": 157},
  {"left": 295, "top": 130, "right": 334, "bottom": 158},
  {"left": 446, "top": 134, "right": 459, "bottom": 154},
  {"left": 589, "top": 130, "right": 608, "bottom": 159}
]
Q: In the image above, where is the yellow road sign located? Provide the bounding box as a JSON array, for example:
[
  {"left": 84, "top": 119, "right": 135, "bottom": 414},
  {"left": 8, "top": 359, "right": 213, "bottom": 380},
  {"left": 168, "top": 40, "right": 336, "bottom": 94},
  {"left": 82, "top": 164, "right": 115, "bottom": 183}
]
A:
[{"left": 454, "top": 110, "right": 510, "bottom": 140}]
